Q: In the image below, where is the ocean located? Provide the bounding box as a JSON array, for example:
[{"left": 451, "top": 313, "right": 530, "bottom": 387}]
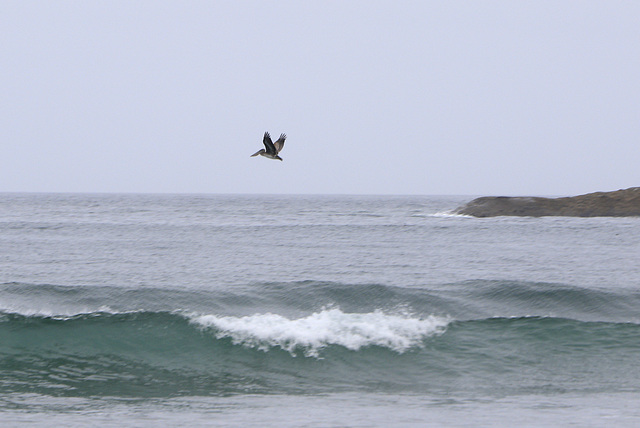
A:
[{"left": 1, "top": 193, "right": 639, "bottom": 427}]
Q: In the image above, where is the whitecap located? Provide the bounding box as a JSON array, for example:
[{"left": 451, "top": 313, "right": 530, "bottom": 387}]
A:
[{"left": 189, "top": 308, "right": 449, "bottom": 357}]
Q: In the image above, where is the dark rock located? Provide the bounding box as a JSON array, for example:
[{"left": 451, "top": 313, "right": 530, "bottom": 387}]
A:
[{"left": 454, "top": 187, "right": 640, "bottom": 217}]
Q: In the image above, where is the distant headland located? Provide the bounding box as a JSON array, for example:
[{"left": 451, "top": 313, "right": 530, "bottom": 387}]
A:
[{"left": 454, "top": 187, "right": 640, "bottom": 217}]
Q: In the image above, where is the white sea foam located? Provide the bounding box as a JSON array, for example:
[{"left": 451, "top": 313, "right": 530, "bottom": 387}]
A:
[
  {"left": 429, "top": 211, "right": 473, "bottom": 218},
  {"left": 190, "top": 308, "right": 449, "bottom": 357},
  {"left": 0, "top": 305, "right": 134, "bottom": 319}
]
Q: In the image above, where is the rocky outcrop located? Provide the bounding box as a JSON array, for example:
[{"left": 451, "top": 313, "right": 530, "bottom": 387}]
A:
[{"left": 454, "top": 187, "right": 640, "bottom": 217}]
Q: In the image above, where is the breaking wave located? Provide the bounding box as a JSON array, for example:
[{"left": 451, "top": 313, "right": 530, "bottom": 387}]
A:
[
  {"left": 191, "top": 308, "right": 448, "bottom": 357},
  {"left": 2, "top": 280, "right": 640, "bottom": 399}
]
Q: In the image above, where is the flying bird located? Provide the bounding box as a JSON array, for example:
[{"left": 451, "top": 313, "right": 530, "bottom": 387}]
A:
[{"left": 251, "top": 132, "right": 286, "bottom": 161}]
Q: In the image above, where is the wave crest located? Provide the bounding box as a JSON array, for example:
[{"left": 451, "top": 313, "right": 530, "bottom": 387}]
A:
[{"left": 190, "top": 308, "right": 449, "bottom": 357}]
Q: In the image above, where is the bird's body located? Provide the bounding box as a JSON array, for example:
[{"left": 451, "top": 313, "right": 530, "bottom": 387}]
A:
[{"left": 251, "top": 132, "right": 286, "bottom": 161}]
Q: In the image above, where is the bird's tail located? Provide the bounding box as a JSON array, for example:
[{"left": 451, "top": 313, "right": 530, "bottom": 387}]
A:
[{"left": 250, "top": 150, "right": 262, "bottom": 157}]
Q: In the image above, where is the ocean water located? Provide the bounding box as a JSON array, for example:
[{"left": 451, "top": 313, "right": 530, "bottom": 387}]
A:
[{"left": 1, "top": 193, "right": 639, "bottom": 427}]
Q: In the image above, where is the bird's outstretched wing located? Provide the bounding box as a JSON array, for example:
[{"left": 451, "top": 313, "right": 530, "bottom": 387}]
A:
[
  {"left": 263, "top": 132, "right": 276, "bottom": 155},
  {"left": 273, "top": 133, "right": 286, "bottom": 154}
]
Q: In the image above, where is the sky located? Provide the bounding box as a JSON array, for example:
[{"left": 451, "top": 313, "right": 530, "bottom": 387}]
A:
[{"left": 1, "top": 1, "right": 638, "bottom": 196}]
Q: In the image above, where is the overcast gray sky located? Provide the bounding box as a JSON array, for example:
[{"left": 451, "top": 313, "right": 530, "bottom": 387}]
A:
[{"left": 1, "top": 1, "right": 638, "bottom": 196}]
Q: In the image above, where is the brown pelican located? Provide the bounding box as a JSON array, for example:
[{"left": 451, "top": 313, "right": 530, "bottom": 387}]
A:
[{"left": 251, "top": 132, "right": 286, "bottom": 161}]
